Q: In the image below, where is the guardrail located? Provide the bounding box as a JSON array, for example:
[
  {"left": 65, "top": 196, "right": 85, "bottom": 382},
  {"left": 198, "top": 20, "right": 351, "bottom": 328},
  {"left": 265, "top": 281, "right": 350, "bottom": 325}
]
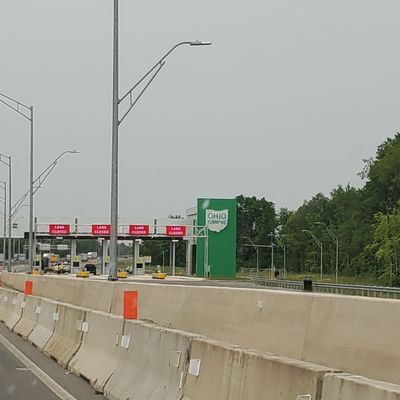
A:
[{"left": 251, "top": 277, "right": 400, "bottom": 299}]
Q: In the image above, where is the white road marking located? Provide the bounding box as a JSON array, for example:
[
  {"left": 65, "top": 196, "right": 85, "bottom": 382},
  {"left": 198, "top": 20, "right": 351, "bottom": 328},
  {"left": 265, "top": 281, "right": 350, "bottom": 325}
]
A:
[{"left": 0, "top": 332, "right": 78, "bottom": 400}]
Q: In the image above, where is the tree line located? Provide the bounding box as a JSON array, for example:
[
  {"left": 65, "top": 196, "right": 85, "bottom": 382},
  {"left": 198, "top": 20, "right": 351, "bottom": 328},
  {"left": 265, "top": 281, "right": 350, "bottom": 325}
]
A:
[{"left": 238, "top": 133, "right": 400, "bottom": 286}]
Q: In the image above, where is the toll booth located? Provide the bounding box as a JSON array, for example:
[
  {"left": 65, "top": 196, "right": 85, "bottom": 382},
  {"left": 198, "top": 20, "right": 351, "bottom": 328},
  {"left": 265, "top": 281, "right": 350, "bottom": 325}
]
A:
[
  {"left": 134, "top": 258, "right": 146, "bottom": 275},
  {"left": 72, "top": 255, "right": 81, "bottom": 274}
]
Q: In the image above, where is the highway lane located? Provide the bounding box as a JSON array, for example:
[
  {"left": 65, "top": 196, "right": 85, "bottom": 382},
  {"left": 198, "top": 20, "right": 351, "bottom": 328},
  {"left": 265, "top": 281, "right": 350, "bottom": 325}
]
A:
[
  {"left": 0, "top": 339, "right": 59, "bottom": 400},
  {"left": 0, "top": 323, "right": 105, "bottom": 400}
]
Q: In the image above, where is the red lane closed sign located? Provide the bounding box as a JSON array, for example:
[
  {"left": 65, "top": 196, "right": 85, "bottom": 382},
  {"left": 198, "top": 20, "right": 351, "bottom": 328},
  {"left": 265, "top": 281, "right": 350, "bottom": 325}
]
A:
[
  {"left": 166, "top": 225, "right": 186, "bottom": 237},
  {"left": 129, "top": 225, "right": 149, "bottom": 236},
  {"left": 49, "top": 224, "right": 70, "bottom": 235},
  {"left": 92, "top": 224, "right": 111, "bottom": 235}
]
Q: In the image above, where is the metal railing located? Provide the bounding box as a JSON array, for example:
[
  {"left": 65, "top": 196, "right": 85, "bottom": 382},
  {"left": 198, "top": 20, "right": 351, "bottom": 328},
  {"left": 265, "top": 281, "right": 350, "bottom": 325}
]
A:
[
  {"left": 238, "top": 267, "right": 287, "bottom": 279},
  {"left": 251, "top": 277, "right": 400, "bottom": 300}
]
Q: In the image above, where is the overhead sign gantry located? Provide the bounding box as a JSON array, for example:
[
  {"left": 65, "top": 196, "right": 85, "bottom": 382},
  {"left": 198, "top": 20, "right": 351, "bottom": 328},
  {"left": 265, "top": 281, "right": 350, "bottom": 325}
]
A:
[{"left": 26, "top": 221, "right": 208, "bottom": 276}]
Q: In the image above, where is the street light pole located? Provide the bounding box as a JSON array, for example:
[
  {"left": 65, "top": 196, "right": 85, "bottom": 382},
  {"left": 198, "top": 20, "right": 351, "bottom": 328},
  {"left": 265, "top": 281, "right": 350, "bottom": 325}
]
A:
[
  {"left": 267, "top": 232, "right": 275, "bottom": 270},
  {"left": 8, "top": 156, "right": 11, "bottom": 271},
  {"left": 256, "top": 247, "right": 259, "bottom": 273},
  {"left": 0, "top": 153, "right": 12, "bottom": 271},
  {"left": 302, "top": 229, "right": 323, "bottom": 280},
  {"left": 10, "top": 150, "right": 80, "bottom": 224},
  {"left": 0, "top": 181, "right": 6, "bottom": 270},
  {"left": 109, "top": 0, "right": 119, "bottom": 281},
  {"left": 29, "top": 106, "right": 34, "bottom": 273},
  {"left": 108, "top": 1, "right": 211, "bottom": 281},
  {"left": 0, "top": 93, "right": 34, "bottom": 273},
  {"left": 275, "top": 236, "right": 286, "bottom": 276},
  {"left": 315, "top": 222, "right": 339, "bottom": 283},
  {"left": 243, "top": 236, "right": 259, "bottom": 275}
]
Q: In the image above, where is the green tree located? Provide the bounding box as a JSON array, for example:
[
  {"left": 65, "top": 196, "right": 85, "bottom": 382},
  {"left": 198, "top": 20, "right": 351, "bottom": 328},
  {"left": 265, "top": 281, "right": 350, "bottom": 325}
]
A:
[
  {"left": 236, "top": 195, "right": 277, "bottom": 269},
  {"left": 367, "top": 206, "right": 400, "bottom": 285},
  {"left": 364, "top": 133, "right": 400, "bottom": 214}
]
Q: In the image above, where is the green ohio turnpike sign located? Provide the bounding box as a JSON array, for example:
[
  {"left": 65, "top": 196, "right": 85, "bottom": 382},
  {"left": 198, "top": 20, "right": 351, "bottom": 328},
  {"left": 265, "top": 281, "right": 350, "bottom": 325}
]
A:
[{"left": 196, "top": 198, "right": 237, "bottom": 278}]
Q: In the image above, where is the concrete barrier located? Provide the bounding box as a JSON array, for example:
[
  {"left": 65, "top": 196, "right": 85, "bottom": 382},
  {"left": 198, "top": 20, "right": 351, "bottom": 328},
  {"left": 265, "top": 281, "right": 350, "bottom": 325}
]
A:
[
  {"left": 28, "top": 298, "right": 59, "bottom": 351},
  {"left": 2, "top": 271, "right": 26, "bottom": 292},
  {"left": 303, "top": 294, "right": 400, "bottom": 385},
  {"left": 0, "top": 287, "right": 16, "bottom": 321},
  {"left": 182, "top": 338, "right": 338, "bottom": 400},
  {"left": 1, "top": 272, "right": 114, "bottom": 314},
  {"left": 39, "top": 277, "right": 113, "bottom": 314},
  {"left": 2, "top": 290, "right": 25, "bottom": 330},
  {"left": 4, "top": 273, "right": 400, "bottom": 387},
  {"left": 0, "top": 289, "right": 5, "bottom": 320},
  {"left": 43, "top": 303, "right": 86, "bottom": 368},
  {"left": 68, "top": 310, "right": 124, "bottom": 393},
  {"left": 110, "top": 282, "right": 314, "bottom": 361},
  {"left": 104, "top": 320, "right": 201, "bottom": 400},
  {"left": 13, "top": 295, "right": 41, "bottom": 338},
  {"left": 2, "top": 274, "right": 313, "bottom": 360},
  {"left": 322, "top": 373, "right": 400, "bottom": 400}
]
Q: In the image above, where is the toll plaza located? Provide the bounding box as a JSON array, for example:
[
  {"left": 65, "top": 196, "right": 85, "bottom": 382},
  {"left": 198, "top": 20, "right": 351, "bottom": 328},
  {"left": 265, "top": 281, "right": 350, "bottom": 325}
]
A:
[{"left": 24, "top": 197, "right": 237, "bottom": 278}]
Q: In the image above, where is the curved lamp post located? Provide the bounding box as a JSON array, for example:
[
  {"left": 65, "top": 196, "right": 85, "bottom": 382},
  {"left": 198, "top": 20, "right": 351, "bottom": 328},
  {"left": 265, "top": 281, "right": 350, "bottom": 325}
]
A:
[
  {"left": 315, "top": 222, "right": 339, "bottom": 283},
  {"left": 11, "top": 150, "right": 81, "bottom": 224},
  {"left": 0, "top": 181, "right": 6, "bottom": 270},
  {"left": 0, "top": 153, "right": 11, "bottom": 271},
  {"left": 243, "top": 236, "right": 259, "bottom": 275},
  {"left": 302, "top": 229, "right": 323, "bottom": 280},
  {"left": 274, "top": 236, "right": 287, "bottom": 276},
  {"left": 0, "top": 92, "right": 34, "bottom": 272},
  {"left": 108, "top": 0, "right": 212, "bottom": 280}
]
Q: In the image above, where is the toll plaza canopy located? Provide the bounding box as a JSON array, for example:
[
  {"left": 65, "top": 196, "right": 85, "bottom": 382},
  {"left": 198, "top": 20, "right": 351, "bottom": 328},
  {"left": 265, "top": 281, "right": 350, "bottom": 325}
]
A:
[{"left": 25, "top": 197, "right": 237, "bottom": 277}]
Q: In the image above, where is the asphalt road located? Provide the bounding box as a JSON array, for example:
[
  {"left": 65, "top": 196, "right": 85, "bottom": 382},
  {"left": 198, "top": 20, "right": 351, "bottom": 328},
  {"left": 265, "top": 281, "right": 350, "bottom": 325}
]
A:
[
  {"left": 0, "top": 339, "right": 59, "bottom": 400},
  {"left": 0, "top": 323, "right": 105, "bottom": 400}
]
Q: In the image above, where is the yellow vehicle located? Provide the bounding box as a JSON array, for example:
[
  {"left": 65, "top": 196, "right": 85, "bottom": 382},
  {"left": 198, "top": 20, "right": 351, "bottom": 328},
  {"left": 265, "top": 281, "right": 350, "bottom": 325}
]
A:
[
  {"left": 77, "top": 270, "right": 90, "bottom": 278},
  {"left": 152, "top": 271, "right": 167, "bottom": 279},
  {"left": 117, "top": 271, "right": 128, "bottom": 279}
]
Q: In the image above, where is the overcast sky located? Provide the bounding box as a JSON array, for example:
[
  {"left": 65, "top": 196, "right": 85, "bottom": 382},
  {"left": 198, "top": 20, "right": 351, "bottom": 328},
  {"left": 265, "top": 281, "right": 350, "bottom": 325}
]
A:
[{"left": 1, "top": 0, "right": 400, "bottom": 229}]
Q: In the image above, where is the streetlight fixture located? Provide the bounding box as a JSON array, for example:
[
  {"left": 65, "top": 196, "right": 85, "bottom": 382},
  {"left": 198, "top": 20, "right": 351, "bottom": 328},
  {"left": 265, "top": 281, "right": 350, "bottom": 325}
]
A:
[
  {"left": 10, "top": 150, "right": 81, "bottom": 227},
  {"left": 2, "top": 150, "right": 80, "bottom": 272},
  {"left": 0, "top": 92, "right": 34, "bottom": 273},
  {"left": 315, "top": 222, "right": 339, "bottom": 284},
  {"left": 242, "top": 236, "right": 259, "bottom": 275},
  {"left": 274, "top": 236, "right": 287, "bottom": 277},
  {"left": 267, "top": 232, "right": 275, "bottom": 270},
  {"left": 0, "top": 153, "right": 11, "bottom": 271},
  {"left": 0, "top": 181, "right": 6, "bottom": 270},
  {"left": 302, "top": 229, "right": 323, "bottom": 280},
  {"left": 108, "top": 0, "right": 212, "bottom": 281}
]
